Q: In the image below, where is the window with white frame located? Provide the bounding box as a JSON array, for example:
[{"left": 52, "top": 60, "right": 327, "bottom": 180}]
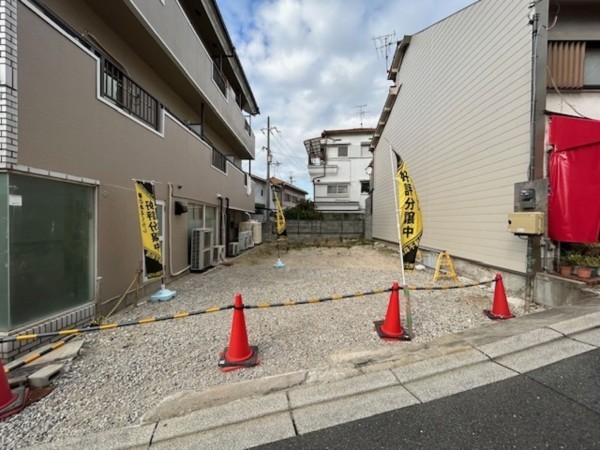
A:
[{"left": 327, "top": 184, "right": 349, "bottom": 197}]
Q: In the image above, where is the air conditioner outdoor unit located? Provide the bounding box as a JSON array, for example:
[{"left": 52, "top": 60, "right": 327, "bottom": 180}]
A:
[
  {"left": 238, "top": 230, "right": 253, "bottom": 252},
  {"left": 190, "top": 228, "right": 213, "bottom": 272}
]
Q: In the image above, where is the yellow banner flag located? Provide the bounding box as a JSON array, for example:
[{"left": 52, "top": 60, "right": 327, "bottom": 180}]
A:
[
  {"left": 134, "top": 181, "right": 164, "bottom": 279},
  {"left": 393, "top": 150, "right": 423, "bottom": 271},
  {"left": 273, "top": 188, "right": 287, "bottom": 236}
]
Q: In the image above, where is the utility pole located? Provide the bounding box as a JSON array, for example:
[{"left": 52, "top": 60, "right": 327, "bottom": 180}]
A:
[
  {"left": 262, "top": 117, "right": 277, "bottom": 227},
  {"left": 266, "top": 117, "right": 271, "bottom": 224}
]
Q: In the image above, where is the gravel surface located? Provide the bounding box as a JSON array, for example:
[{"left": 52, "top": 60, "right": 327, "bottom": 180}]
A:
[{"left": 1, "top": 243, "right": 542, "bottom": 448}]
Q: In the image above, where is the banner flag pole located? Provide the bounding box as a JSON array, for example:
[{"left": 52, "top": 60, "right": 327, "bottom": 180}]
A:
[
  {"left": 388, "top": 143, "right": 414, "bottom": 338},
  {"left": 273, "top": 188, "right": 287, "bottom": 269},
  {"left": 134, "top": 180, "right": 176, "bottom": 302}
]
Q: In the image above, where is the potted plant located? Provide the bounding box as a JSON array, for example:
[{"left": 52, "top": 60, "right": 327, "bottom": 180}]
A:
[
  {"left": 560, "top": 252, "right": 584, "bottom": 276},
  {"left": 559, "top": 254, "right": 574, "bottom": 276},
  {"left": 583, "top": 255, "right": 600, "bottom": 278},
  {"left": 571, "top": 253, "right": 587, "bottom": 276},
  {"left": 576, "top": 255, "right": 594, "bottom": 279}
]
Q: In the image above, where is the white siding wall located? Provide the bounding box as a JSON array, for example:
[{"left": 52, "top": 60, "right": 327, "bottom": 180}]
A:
[{"left": 372, "top": 0, "right": 532, "bottom": 272}]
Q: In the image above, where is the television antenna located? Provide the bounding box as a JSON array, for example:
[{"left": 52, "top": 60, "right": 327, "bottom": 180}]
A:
[
  {"left": 372, "top": 32, "right": 396, "bottom": 72},
  {"left": 355, "top": 104, "right": 370, "bottom": 127}
]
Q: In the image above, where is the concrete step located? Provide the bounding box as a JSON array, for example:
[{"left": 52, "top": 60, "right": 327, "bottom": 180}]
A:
[{"left": 28, "top": 363, "right": 64, "bottom": 388}]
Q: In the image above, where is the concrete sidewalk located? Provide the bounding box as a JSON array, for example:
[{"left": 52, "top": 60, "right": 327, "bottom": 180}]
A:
[{"left": 25, "top": 300, "right": 600, "bottom": 450}]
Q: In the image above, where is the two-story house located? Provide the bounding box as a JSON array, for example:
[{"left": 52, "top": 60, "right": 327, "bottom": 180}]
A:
[
  {"left": 370, "top": 0, "right": 600, "bottom": 303},
  {"left": 305, "top": 128, "right": 374, "bottom": 214},
  {"left": 249, "top": 175, "right": 307, "bottom": 220},
  {"left": 269, "top": 177, "right": 308, "bottom": 210},
  {"left": 0, "top": 0, "right": 259, "bottom": 359}
]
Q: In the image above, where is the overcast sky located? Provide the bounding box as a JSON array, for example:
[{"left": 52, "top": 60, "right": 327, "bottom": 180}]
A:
[{"left": 217, "top": 0, "right": 475, "bottom": 197}]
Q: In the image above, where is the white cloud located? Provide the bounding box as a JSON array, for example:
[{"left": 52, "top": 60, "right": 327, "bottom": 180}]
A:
[{"left": 217, "top": 0, "right": 476, "bottom": 195}]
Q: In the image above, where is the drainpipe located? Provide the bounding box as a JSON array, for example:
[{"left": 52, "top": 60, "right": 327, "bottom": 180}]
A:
[
  {"left": 523, "top": 12, "right": 540, "bottom": 307},
  {"left": 225, "top": 197, "right": 230, "bottom": 249},
  {"left": 524, "top": 2, "right": 549, "bottom": 308},
  {"left": 528, "top": 12, "right": 539, "bottom": 183},
  {"left": 217, "top": 194, "right": 223, "bottom": 246},
  {"left": 168, "top": 183, "right": 190, "bottom": 276}
]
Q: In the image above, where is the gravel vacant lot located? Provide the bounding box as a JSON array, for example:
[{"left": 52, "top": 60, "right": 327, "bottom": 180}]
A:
[{"left": 2, "top": 243, "right": 540, "bottom": 448}]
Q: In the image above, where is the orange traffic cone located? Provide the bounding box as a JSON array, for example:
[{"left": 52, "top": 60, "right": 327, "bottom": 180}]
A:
[
  {"left": 484, "top": 273, "right": 514, "bottom": 320},
  {"left": 218, "top": 293, "right": 259, "bottom": 372},
  {"left": 0, "top": 360, "right": 28, "bottom": 420},
  {"left": 374, "top": 282, "right": 411, "bottom": 341}
]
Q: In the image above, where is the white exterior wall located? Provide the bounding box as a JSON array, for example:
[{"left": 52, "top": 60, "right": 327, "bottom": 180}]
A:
[
  {"left": 313, "top": 133, "right": 372, "bottom": 211},
  {"left": 253, "top": 178, "right": 267, "bottom": 207},
  {"left": 546, "top": 93, "right": 600, "bottom": 122},
  {"left": 372, "top": 0, "right": 533, "bottom": 273}
]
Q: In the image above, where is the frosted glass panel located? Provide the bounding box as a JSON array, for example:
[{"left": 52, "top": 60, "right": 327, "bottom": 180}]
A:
[
  {"left": 9, "top": 175, "right": 95, "bottom": 328},
  {"left": 584, "top": 48, "right": 600, "bottom": 86},
  {"left": 0, "top": 174, "right": 8, "bottom": 330}
]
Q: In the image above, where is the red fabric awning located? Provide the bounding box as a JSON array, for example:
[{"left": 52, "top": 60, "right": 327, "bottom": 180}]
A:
[{"left": 548, "top": 115, "right": 600, "bottom": 243}]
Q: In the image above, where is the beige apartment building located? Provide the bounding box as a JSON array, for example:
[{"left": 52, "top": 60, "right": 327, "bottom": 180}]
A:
[
  {"left": 0, "top": 0, "right": 259, "bottom": 359},
  {"left": 371, "top": 0, "right": 600, "bottom": 301}
]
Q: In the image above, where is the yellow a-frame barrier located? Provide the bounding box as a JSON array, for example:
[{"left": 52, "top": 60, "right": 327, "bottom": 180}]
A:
[{"left": 433, "top": 251, "right": 458, "bottom": 282}]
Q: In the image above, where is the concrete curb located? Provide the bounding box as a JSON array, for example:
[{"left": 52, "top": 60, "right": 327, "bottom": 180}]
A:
[{"left": 24, "top": 301, "right": 600, "bottom": 450}]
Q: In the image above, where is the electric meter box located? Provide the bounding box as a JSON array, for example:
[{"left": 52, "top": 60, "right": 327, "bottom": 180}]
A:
[{"left": 507, "top": 212, "right": 545, "bottom": 235}]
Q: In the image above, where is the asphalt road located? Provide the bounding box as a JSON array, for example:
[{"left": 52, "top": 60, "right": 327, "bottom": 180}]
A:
[{"left": 254, "top": 347, "right": 600, "bottom": 449}]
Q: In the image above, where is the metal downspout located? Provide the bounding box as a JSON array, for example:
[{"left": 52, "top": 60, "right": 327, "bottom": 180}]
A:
[{"left": 168, "top": 183, "right": 191, "bottom": 277}]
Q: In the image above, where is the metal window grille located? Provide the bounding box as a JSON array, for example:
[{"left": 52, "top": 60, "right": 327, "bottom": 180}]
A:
[
  {"left": 101, "top": 58, "right": 160, "bottom": 130},
  {"left": 212, "top": 62, "right": 227, "bottom": 96},
  {"left": 547, "top": 41, "right": 585, "bottom": 89},
  {"left": 212, "top": 147, "right": 227, "bottom": 173}
]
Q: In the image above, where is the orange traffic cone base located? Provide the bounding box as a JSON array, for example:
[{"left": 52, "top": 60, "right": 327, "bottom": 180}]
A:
[
  {"left": 218, "top": 346, "right": 259, "bottom": 372},
  {"left": 0, "top": 385, "right": 28, "bottom": 421},
  {"left": 483, "top": 309, "right": 514, "bottom": 320},
  {"left": 374, "top": 320, "right": 411, "bottom": 341},
  {"left": 484, "top": 274, "right": 514, "bottom": 320}
]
